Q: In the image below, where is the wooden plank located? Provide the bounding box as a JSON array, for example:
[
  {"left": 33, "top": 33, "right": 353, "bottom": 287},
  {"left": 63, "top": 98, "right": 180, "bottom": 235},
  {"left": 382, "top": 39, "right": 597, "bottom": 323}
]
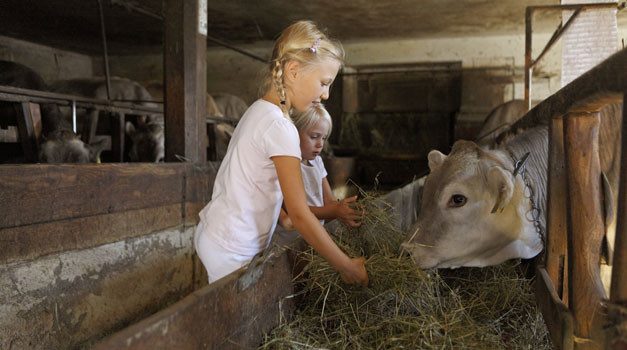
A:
[
  {"left": 546, "top": 117, "right": 568, "bottom": 304},
  {"left": 0, "top": 163, "right": 185, "bottom": 228},
  {"left": 563, "top": 112, "right": 606, "bottom": 348},
  {"left": 92, "top": 240, "right": 304, "bottom": 349},
  {"left": 607, "top": 94, "right": 627, "bottom": 349},
  {"left": 536, "top": 267, "right": 574, "bottom": 350},
  {"left": 164, "top": 0, "right": 207, "bottom": 163},
  {"left": 0, "top": 204, "right": 181, "bottom": 265}
]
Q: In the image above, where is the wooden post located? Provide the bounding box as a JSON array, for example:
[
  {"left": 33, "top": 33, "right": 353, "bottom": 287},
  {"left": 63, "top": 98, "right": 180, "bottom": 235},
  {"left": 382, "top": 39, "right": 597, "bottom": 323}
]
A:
[
  {"left": 547, "top": 117, "right": 569, "bottom": 303},
  {"left": 164, "top": 0, "right": 207, "bottom": 162},
  {"left": 15, "top": 102, "right": 41, "bottom": 162},
  {"left": 81, "top": 109, "right": 99, "bottom": 145},
  {"left": 111, "top": 112, "right": 125, "bottom": 162},
  {"left": 563, "top": 111, "right": 606, "bottom": 348},
  {"left": 607, "top": 96, "right": 627, "bottom": 349}
]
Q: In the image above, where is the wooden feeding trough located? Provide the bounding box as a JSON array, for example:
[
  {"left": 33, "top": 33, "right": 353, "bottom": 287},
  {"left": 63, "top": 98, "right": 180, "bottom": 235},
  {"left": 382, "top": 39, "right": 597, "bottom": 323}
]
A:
[{"left": 93, "top": 48, "right": 627, "bottom": 350}]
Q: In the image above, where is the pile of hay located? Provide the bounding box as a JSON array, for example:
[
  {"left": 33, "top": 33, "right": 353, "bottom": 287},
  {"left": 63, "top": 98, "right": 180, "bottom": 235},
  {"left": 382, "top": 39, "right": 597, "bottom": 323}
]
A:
[{"left": 261, "top": 189, "right": 552, "bottom": 349}]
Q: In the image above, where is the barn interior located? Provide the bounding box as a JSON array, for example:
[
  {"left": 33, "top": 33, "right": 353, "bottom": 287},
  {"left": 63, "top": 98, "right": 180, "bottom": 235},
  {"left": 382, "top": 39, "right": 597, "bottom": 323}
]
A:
[{"left": 1, "top": 0, "right": 626, "bottom": 348}]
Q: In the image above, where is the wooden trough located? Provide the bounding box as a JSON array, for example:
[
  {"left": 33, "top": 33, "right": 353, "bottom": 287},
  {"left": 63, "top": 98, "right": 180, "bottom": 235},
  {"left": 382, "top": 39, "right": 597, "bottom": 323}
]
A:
[{"left": 91, "top": 48, "right": 627, "bottom": 349}]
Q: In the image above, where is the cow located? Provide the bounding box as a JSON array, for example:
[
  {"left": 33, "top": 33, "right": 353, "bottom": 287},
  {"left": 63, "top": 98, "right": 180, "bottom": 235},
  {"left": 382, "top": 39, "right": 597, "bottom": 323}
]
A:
[
  {"left": 0, "top": 60, "right": 107, "bottom": 163},
  {"left": 475, "top": 99, "right": 527, "bottom": 149},
  {"left": 401, "top": 102, "right": 622, "bottom": 272},
  {"left": 51, "top": 77, "right": 161, "bottom": 162},
  {"left": 39, "top": 129, "right": 107, "bottom": 163},
  {"left": 124, "top": 92, "right": 248, "bottom": 162},
  {"left": 0, "top": 60, "right": 65, "bottom": 138}
]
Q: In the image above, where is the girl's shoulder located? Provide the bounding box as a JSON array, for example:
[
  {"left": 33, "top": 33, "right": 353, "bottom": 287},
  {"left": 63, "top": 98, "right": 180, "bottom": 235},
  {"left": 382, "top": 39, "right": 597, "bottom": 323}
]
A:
[{"left": 246, "top": 99, "right": 284, "bottom": 120}]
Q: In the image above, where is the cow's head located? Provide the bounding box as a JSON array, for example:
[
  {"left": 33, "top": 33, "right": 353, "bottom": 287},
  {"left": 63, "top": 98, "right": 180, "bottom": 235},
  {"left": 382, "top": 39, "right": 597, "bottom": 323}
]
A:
[
  {"left": 125, "top": 122, "right": 165, "bottom": 162},
  {"left": 401, "top": 140, "right": 542, "bottom": 269},
  {"left": 39, "top": 130, "right": 108, "bottom": 163}
]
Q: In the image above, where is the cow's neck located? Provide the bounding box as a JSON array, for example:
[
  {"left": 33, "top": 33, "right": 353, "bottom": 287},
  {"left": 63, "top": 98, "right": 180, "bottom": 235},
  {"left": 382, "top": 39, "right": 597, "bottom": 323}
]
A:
[
  {"left": 484, "top": 127, "right": 548, "bottom": 258},
  {"left": 498, "top": 126, "right": 549, "bottom": 257}
]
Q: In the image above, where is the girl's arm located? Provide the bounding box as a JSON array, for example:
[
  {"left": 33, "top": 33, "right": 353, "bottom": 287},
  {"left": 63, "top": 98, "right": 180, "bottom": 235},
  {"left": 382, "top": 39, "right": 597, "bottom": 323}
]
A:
[{"left": 272, "top": 155, "right": 368, "bottom": 286}]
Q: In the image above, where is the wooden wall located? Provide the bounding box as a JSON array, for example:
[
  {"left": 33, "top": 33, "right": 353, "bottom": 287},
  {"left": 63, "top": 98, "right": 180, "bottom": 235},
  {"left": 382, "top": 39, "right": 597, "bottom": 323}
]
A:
[{"left": 0, "top": 162, "right": 217, "bottom": 349}]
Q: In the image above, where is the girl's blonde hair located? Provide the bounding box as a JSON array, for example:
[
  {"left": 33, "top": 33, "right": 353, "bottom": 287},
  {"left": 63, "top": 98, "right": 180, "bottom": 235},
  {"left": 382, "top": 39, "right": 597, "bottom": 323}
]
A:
[
  {"left": 291, "top": 103, "right": 333, "bottom": 136},
  {"left": 264, "top": 20, "right": 344, "bottom": 117}
]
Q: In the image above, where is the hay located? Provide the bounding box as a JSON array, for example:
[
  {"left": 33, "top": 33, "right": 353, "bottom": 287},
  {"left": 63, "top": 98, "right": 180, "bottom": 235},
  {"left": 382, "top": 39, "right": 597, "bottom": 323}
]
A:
[{"left": 261, "top": 187, "right": 552, "bottom": 349}]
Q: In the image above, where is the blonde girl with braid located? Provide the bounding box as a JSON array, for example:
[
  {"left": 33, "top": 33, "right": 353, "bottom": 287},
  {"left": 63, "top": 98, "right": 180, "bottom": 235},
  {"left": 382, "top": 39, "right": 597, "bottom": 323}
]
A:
[{"left": 194, "top": 20, "right": 369, "bottom": 286}]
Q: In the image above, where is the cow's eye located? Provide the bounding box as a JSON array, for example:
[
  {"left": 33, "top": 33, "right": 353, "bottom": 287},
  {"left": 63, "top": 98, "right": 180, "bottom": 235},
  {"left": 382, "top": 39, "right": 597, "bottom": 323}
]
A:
[{"left": 448, "top": 194, "right": 467, "bottom": 208}]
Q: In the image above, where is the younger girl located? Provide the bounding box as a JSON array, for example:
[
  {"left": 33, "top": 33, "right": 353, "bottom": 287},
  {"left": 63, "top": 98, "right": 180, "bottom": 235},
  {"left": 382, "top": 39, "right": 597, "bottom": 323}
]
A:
[
  {"left": 275, "top": 104, "right": 362, "bottom": 243},
  {"left": 194, "top": 20, "right": 369, "bottom": 286}
]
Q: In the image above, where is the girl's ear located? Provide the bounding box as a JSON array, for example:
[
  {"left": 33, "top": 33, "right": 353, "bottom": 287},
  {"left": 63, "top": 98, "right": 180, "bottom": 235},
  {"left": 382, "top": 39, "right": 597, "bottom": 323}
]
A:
[{"left": 284, "top": 60, "right": 299, "bottom": 83}]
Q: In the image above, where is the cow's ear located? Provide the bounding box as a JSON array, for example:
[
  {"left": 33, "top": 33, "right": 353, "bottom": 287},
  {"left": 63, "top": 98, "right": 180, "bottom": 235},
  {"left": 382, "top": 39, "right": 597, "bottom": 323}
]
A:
[
  {"left": 488, "top": 167, "right": 514, "bottom": 213},
  {"left": 428, "top": 150, "right": 447, "bottom": 172}
]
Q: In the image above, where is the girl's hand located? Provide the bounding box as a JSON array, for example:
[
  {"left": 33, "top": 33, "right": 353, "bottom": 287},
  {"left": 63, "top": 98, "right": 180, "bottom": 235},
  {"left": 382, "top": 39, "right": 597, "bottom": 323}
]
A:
[
  {"left": 339, "top": 257, "right": 369, "bottom": 286},
  {"left": 333, "top": 195, "right": 364, "bottom": 227}
]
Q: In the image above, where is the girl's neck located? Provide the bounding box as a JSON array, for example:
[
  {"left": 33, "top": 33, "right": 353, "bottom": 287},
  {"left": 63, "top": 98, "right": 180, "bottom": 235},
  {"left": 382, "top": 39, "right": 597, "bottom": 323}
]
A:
[
  {"left": 262, "top": 89, "right": 290, "bottom": 110},
  {"left": 301, "top": 159, "right": 313, "bottom": 166}
]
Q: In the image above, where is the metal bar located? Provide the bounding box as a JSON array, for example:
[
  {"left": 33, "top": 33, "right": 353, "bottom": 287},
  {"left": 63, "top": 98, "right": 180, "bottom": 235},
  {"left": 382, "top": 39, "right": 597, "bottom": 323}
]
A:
[
  {"left": 528, "top": 2, "right": 621, "bottom": 12},
  {"left": 510, "top": 48, "right": 626, "bottom": 132},
  {"left": 532, "top": 9, "right": 582, "bottom": 69},
  {"left": 206, "top": 35, "right": 268, "bottom": 63},
  {"left": 72, "top": 100, "right": 77, "bottom": 133},
  {"left": 525, "top": 7, "right": 533, "bottom": 112},
  {"left": 97, "top": 0, "right": 112, "bottom": 101},
  {"left": 524, "top": 2, "right": 621, "bottom": 111},
  {"left": 0, "top": 86, "right": 163, "bottom": 115}
]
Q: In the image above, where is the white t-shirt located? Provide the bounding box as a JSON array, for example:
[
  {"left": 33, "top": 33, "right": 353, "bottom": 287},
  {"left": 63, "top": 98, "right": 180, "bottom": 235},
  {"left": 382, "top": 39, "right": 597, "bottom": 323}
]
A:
[
  {"left": 301, "top": 156, "right": 328, "bottom": 225},
  {"left": 198, "top": 99, "right": 301, "bottom": 256}
]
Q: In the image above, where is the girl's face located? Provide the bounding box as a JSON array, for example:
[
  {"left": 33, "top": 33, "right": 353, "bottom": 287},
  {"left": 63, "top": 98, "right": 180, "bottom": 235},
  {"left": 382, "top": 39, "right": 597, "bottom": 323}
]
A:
[
  {"left": 287, "top": 57, "right": 341, "bottom": 113},
  {"left": 299, "top": 119, "right": 330, "bottom": 162}
]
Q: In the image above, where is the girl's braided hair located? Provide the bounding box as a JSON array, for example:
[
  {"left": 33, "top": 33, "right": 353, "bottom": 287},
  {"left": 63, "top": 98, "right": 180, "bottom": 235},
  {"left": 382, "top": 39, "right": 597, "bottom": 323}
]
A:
[{"left": 265, "top": 20, "right": 344, "bottom": 119}]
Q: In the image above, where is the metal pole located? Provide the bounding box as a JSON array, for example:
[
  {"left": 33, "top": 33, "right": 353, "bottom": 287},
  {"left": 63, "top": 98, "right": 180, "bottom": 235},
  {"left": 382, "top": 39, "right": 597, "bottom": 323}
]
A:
[
  {"left": 97, "top": 0, "right": 112, "bottom": 101},
  {"left": 525, "top": 7, "right": 533, "bottom": 112}
]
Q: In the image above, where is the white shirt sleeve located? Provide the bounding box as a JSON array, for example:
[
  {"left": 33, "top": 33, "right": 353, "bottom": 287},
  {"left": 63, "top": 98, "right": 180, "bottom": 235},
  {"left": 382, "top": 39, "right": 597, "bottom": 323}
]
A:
[{"left": 263, "top": 119, "right": 301, "bottom": 159}]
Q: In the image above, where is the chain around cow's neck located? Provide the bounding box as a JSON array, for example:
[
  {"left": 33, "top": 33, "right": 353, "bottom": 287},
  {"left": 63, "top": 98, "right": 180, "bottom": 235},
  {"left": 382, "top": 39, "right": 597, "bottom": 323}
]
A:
[{"left": 505, "top": 147, "right": 546, "bottom": 248}]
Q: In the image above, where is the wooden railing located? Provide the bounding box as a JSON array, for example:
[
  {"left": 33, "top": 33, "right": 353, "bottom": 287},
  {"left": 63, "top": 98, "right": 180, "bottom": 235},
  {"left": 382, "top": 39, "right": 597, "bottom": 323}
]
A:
[{"left": 512, "top": 47, "right": 626, "bottom": 350}]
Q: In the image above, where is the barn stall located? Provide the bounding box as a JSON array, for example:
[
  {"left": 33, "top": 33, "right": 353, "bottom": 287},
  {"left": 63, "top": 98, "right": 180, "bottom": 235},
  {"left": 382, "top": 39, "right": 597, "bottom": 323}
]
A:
[{"left": 1, "top": 0, "right": 626, "bottom": 349}]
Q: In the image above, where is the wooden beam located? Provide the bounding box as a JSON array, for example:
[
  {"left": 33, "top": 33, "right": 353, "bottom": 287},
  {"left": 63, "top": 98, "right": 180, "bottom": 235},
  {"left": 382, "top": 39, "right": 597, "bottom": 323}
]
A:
[
  {"left": 0, "top": 205, "right": 181, "bottom": 265},
  {"left": 164, "top": 0, "right": 207, "bottom": 162},
  {"left": 92, "top": 240, "right": 305, "bottom": 349},
  {"left": 607, "top": 94, "right": 627, "bottom": 349},
  {"left": 564, "top": 112, "right": 606, "bottom": 348},
  {"left": 0, "top": 164, "right": 184, "bottom": 228},
  {"left": 0, "top": 163, "right": 218, "bottom": 264},
  {"left": 536, "top": 267, "right": 574, "bottom": 350},
  {"left": 547, "top": 117, "right": 569, "bottom": 303}
]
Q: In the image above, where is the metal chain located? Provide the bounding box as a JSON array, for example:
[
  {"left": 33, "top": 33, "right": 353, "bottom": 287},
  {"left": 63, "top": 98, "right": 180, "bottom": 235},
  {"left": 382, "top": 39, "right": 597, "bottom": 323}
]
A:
[{"left": 506, "top": 147, "right": 547, "bottom": 247}]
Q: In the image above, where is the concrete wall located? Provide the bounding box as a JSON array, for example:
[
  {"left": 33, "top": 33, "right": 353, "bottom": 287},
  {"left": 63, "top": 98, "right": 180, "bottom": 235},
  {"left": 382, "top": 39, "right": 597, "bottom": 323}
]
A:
[
  {"left": 104, "top": 32, "right": 567, "bottom": 122},
  {"left": 0, "top": 35, "right": 93, "bottom": 85}
]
